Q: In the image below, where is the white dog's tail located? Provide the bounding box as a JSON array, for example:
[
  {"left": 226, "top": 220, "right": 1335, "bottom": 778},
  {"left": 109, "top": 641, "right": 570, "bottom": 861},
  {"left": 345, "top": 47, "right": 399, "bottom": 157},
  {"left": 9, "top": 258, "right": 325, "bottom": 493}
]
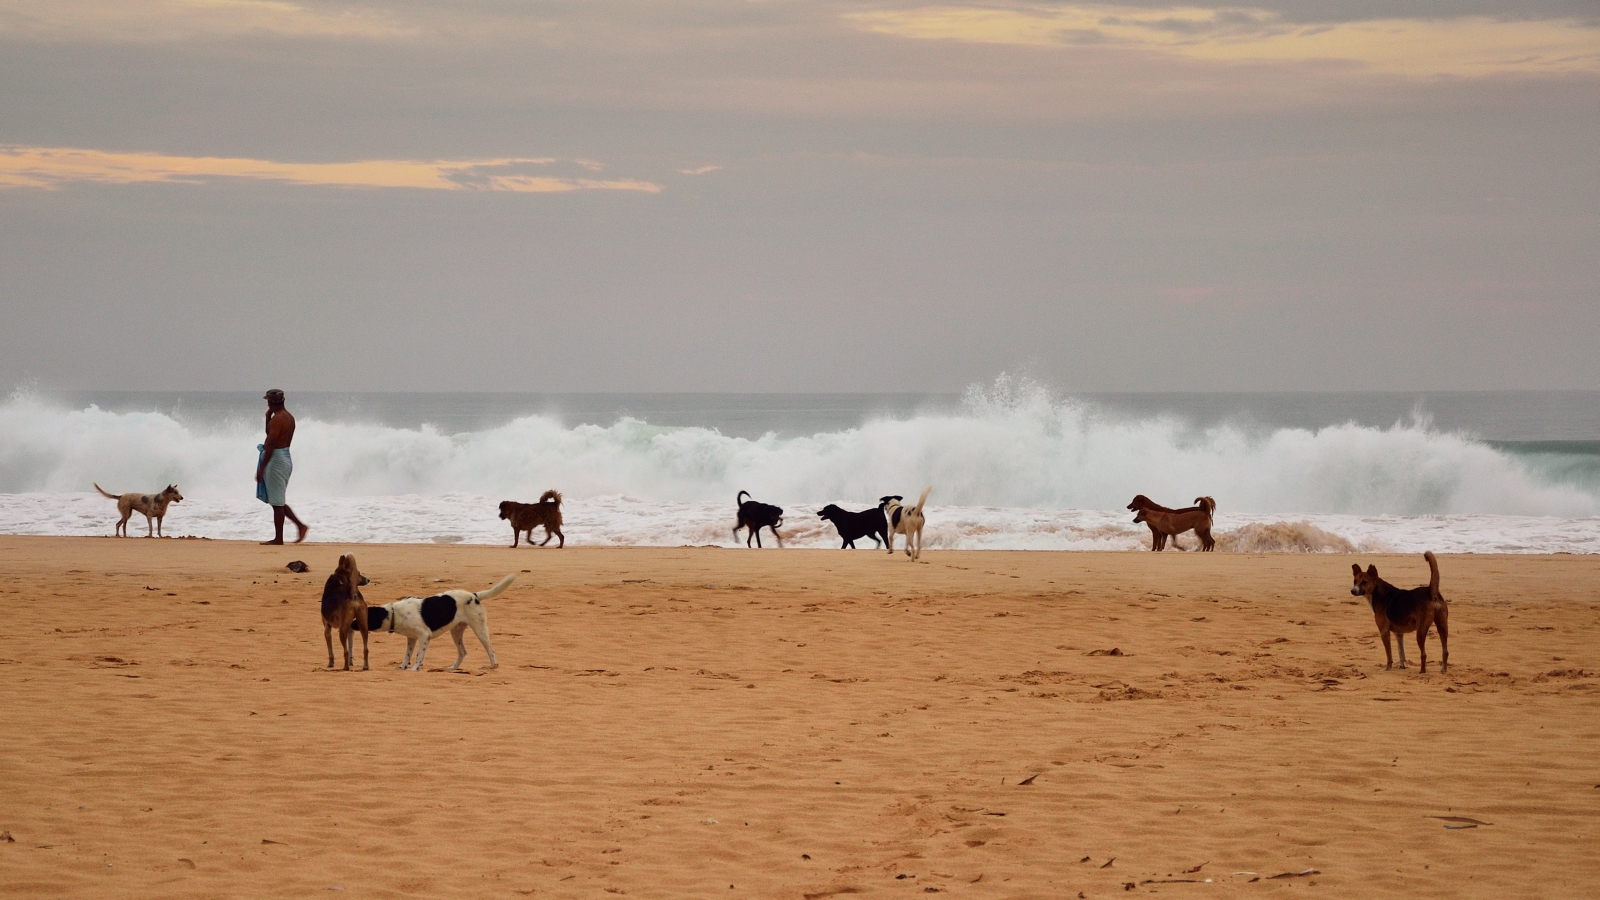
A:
[
  {"left": 93, "top": 483, "right": 119, "bottom": 500},
  {"left": 473, "top": 574, "right": 517, "bottom": 602},
  {"left": 910, "top": 486, "right": 932, "bottom": 517}
]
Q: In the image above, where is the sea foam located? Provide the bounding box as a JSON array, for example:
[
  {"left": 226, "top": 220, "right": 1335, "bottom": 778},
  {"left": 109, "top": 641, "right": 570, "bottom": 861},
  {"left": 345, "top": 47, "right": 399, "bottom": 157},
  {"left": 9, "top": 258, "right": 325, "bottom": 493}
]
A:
[{"left": 2, "top": 379, "right": 1597, "bottom": 551}]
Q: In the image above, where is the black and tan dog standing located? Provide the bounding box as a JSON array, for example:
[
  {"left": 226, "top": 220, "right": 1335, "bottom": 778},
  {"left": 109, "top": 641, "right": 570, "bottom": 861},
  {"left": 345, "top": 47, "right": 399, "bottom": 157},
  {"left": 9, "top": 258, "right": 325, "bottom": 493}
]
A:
[
  {"left": 321, "top": 553, "right": 371, "bottom": 671},
  {"left": 499, "top": 490, "right": 564, "bottom": 548},
  {"left": 1350, "top": 551, "right": 1450, "bottom": 673}
]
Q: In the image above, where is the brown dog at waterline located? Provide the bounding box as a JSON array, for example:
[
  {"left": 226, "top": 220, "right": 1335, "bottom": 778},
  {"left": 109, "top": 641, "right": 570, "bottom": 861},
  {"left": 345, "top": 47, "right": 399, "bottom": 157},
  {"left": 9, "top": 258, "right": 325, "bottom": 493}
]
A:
[
  {"left": 1127, "top": 495, "right": 1216, "bottom": 552},
  {"left": 499, "top": 490, "right": 565, "bottom": 548}
]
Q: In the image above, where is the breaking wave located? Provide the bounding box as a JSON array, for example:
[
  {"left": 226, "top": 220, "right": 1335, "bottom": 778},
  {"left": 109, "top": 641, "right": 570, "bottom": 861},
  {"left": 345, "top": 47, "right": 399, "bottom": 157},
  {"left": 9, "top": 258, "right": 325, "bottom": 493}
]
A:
[{"left": 2, "top": 377, "right": 1597, "bottom": 550}]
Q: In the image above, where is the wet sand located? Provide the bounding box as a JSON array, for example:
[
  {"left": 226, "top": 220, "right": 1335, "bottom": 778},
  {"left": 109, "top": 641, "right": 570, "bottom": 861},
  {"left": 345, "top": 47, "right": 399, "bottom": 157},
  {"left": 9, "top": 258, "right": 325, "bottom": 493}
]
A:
[{"left": 1, "top": 536, "right": 1597, "bottom": 898}]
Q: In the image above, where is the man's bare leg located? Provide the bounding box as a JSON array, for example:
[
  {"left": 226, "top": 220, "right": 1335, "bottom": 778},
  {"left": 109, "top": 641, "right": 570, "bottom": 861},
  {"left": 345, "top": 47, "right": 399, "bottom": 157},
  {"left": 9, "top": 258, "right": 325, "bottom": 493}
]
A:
[{"left": 263, "top": 505, "right": 309, "bottom": 545}]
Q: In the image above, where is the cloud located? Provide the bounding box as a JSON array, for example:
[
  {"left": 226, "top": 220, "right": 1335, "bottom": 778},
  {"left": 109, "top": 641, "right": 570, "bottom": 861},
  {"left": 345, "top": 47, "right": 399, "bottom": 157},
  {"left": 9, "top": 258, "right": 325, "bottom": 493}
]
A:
[
  {"left": 0, "top": 0, "right": 417, "bottom": 41},
  {"left": 679, "top": 166, "right": 723, "bottom": 175},
  {"left": 0, "top": 146, "right": 662, "bottom": 192},
  {"left": 845, "top": 4, "right": 1600, "bottom": 77}
]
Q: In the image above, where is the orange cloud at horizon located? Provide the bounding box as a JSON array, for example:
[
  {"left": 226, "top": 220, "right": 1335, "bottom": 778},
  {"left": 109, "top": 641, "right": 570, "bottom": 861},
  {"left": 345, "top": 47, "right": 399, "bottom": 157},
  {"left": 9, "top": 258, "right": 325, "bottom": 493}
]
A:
[
  {"left": 846, "top": 5, "right": 1600, "bottom": 77},
  {"left": 0, "top": 147, "right": 663, "bottom": 193}
]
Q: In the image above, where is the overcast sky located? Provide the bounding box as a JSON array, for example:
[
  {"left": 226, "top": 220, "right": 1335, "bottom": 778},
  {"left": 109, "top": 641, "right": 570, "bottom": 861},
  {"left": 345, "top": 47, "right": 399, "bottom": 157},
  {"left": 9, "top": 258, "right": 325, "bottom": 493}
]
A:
[{"left": 1, "top": 0, "right": 1596, "bottom": 393}]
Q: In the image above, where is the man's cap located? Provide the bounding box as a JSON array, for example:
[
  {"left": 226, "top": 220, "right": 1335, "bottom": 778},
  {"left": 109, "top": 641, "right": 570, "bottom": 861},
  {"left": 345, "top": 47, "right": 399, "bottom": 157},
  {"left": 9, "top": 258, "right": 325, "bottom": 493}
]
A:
[{"left": 264, "top": 389, "right": 286, "bottom": 401}]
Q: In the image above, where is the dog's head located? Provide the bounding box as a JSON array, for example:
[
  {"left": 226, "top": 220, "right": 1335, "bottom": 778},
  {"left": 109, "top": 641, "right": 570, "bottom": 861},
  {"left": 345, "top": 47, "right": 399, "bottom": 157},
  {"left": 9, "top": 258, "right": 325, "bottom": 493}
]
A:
[
  {"left": 1350, "top": 563, "right": 1381, "bottom": 597},
  {"left": 817, "top": 505, "right": 843, "bottom": 521},
  {"left": 162, "top": 485, "right": 183, "bottom": 503},
  {"left": 498, "top": 500, "right": 515, "bottom": 520},
  {"left": 1132, "top": 509, "right": 1148, "bottom": 524},
  {"left": 334, "top": 553, "right": 369, "bottom": 588},
  {"left": 878, "top": 495, "right": 903, "bottom": 510},
  {"left": 1126, "top": 494, "right": 1154, "bottom": 512},
  {"left": 365, "top": 604, "right": 391, "bottom": 632}
]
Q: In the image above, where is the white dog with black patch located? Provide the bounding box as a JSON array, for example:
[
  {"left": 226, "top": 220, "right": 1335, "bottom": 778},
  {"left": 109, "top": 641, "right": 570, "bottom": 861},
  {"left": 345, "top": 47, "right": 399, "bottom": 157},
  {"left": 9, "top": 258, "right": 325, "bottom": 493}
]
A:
[
  {"left": 365, "top": 574, "right": 515, "bottom": 671},
  {"left": 879, "top": 486, "right": 932, "bottom": 561}
]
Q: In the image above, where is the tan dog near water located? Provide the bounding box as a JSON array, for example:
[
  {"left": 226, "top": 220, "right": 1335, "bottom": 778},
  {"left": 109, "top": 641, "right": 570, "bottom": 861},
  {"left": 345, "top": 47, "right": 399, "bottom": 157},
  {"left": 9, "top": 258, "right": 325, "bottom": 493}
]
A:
[
  {"left": 1350, "top": 551, "right": 1450, "bottom": 673},
  {"left": 94, "top": 483, "right": 183, "bottom": 537}
]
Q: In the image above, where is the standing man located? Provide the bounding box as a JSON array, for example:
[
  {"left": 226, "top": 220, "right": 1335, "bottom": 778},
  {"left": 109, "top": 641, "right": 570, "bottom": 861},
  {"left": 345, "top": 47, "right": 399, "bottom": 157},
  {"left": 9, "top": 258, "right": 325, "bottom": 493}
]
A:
[{"left": 257, "top": 389, "right": 308, "bottom": 544}]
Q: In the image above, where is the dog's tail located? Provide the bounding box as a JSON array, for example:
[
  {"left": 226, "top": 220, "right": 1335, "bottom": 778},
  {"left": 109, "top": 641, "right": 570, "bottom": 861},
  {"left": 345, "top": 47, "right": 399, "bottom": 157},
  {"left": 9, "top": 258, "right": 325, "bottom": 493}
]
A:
[
  {"left": 93, "top": 482, "right": 119, "bottom": 500},
  {"left": 1194, "top": 496, "right": 1216, "bottom": 516},
  {"left": 539, "top": 489, "right": 562, "bottom": 507},
  {"left": 473, "top": 574, "right": 517, "bottom": 603},
  {"left": 910, "top": 486, "right": 932, "bottom": 517},
  {"left": 1424, "top": 551, "right": 1441, "bottom": 601},
  {"left": 737, "top": 490, "right": 752, "bottom": 506}
]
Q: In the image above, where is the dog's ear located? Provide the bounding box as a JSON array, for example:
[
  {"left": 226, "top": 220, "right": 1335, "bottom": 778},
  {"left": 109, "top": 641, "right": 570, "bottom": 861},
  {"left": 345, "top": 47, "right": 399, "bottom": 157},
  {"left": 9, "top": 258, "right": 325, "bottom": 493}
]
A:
[
  {"left": 1351, "top": 563, "right": 1362, "bottom": 577},
  {"left": 1366, "top": 564, "right": 1379, "bottom": 578}
]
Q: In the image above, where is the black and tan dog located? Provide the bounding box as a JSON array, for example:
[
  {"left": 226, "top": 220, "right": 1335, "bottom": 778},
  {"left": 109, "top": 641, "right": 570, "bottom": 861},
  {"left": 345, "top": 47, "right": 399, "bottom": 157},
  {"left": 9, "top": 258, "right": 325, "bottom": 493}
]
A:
[
  {"left": 95, "top": 482, "right": 183, "bottom": 537},
  {"left": 1350, "top": 551, "right": 1450, "bottom": 673},
  {"left": 734, "top": 490, "right": 784, "bottom": 548},
  {"left": 320, "top": 553, "right": 371, "bottom": 671},
  {"left": 817, "top": 503, "right": 888, "bottom": 549},
  {"left": 1127, "top": 494, "right": 1215, "bottom": 551},
  {"left": 499, "top": 490, "right": 564, "bottom": 548}
]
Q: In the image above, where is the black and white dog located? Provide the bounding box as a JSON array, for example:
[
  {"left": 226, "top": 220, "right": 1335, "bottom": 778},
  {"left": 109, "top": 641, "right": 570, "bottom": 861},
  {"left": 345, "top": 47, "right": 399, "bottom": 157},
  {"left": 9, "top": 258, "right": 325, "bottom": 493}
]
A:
[
  {"left": 817, "top": 504, "right": 888, "bottom": 549},
  {"left": 880, "top": 487, "right": 932, "bottom": 561},
  {"left": 365, "top": 574, "right": 515, "bottom": 671}
]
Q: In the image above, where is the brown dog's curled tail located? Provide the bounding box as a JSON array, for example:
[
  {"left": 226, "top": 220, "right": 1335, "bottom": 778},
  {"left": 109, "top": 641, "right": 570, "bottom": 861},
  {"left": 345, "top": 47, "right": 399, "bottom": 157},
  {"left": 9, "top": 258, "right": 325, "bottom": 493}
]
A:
[
  {"left": 539, "top": 489, "right": 562, "bottom": 507},
  {"left": 1424, "top": 550, "right": 1441, "bottom": 600},
  {"left": 1194, "top": 496, "right": 1216, "bottom": 515},
  {"left": 93, "top": 482, "right": 119, "bottom": 500}
]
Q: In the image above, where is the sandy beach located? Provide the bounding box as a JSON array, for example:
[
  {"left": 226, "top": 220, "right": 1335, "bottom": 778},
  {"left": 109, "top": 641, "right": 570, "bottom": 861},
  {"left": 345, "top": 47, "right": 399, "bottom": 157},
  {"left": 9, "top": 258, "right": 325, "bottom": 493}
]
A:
[{"left": 1, "top": 536, "right": 1596, "bottom": 899}]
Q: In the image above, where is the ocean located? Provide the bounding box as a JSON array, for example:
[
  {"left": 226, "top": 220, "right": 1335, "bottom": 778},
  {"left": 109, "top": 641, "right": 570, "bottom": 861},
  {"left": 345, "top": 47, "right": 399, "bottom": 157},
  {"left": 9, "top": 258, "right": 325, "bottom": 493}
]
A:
[{"left": 3, "top": 377, "right": 1598, "bottom": 553}]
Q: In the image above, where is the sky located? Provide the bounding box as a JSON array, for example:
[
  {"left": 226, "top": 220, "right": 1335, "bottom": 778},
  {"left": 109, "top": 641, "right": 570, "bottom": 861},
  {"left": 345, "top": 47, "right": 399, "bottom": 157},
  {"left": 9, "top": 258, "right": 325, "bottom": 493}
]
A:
[{"left": 1, "top": 0, "right": 1597, "bottom": 393}]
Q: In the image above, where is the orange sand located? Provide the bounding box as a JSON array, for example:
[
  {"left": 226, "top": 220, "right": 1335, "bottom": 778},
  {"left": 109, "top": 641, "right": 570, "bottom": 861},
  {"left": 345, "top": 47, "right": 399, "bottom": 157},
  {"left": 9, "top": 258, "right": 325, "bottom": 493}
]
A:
[{"left": 1, "top": 536, "right": 1597, "bottom": 898}]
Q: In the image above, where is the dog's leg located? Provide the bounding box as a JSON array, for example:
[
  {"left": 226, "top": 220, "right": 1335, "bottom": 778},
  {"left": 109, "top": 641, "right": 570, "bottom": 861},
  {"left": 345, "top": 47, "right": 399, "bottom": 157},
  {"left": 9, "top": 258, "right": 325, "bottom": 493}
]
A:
[
  {"left": 144, "top": 513, "right": 154, "bottom": 537},
  {"left": 325, "top": 622, "right": 336, "bottom": 668},
  {"left": 540, "top": 527, "right": 555, "bottom": 547},
  {"left": 341, "top": 626, "right": 354, "bottom": 671},
  {"left": 447, "top": 624, "right": 469, "bottom": 670},
  {"left": 400, "top": 638, "right": 417, "bottom": 670},
  {"left": 411, "top": 633, "right": 431, "bottom": 671},
  {"left": 1379, "top": 625, "right": 1394, "bottom": 669},
  {"left": 1435, "top": 605, "right": 1448, "bottom": 674},
  {"left": 470, "top": 619, "right": 499, "bottom": 669},
  {"left": 1396, "top": 633, "right": 1408, "bottom": 669},
  {"left": 1416, "top": 626, "right": 1429, "bottom": 674},
  {"left": 769, "top": 525, "right": 783, "bottom": 548}
]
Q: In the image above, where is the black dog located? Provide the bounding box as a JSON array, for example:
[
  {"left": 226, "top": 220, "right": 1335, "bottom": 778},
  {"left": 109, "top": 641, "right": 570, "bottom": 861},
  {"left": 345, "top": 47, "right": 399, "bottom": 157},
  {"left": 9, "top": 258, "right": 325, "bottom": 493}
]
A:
[
  {"left": 734, "top": 490, "right": 784, "bottom": 548},
  {"left": 817, "top": 504, "right": 888, "bottom": 549}
]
